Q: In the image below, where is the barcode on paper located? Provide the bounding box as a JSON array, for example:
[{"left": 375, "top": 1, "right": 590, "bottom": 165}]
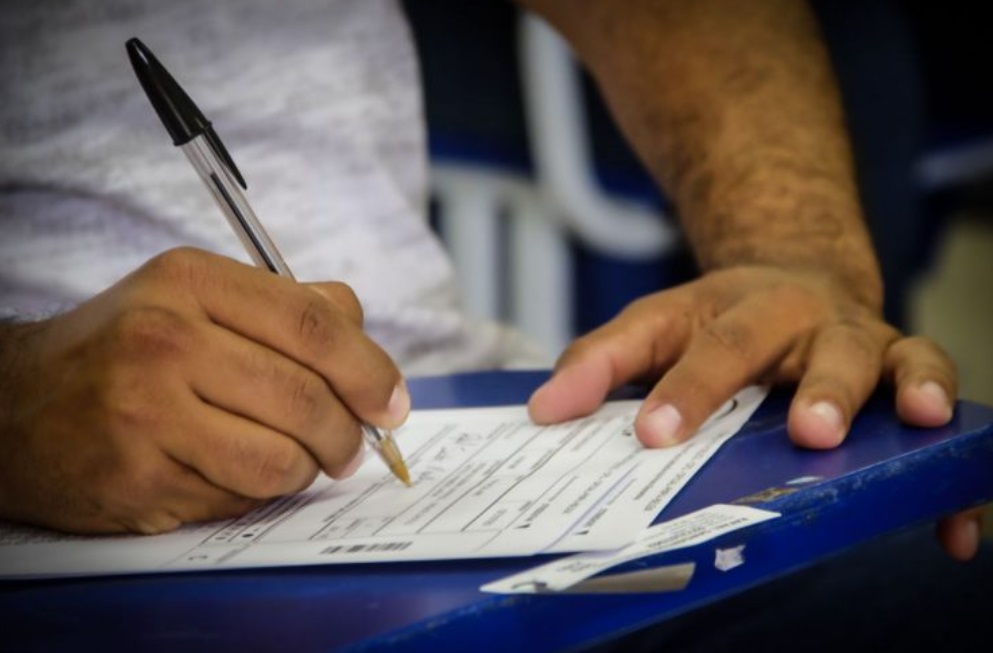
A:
[{"left": 321, "top": 541, "right": 413, "bottom": 555}]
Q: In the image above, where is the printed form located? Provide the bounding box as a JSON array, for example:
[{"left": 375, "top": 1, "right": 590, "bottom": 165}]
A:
[{"left": 0, "top": 386, "right": 766, "bottom": 579}]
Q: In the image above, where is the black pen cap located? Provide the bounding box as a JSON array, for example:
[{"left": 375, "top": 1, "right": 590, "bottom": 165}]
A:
[{"left": 126, "top": 37, "right": 247, "bottom": 189}]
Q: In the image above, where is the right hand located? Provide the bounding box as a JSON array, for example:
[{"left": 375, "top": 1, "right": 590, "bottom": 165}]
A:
[
  {"left": 0, "top": 247, "right": 409, "bottom": 535},
  {"left": 937, "top": 506, "right": 986, "bottom": 562}
]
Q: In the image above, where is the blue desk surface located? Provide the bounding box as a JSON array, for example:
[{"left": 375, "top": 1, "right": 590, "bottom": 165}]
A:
[{"left": 2, "top": 370, "right": 992, "bottom": 653}]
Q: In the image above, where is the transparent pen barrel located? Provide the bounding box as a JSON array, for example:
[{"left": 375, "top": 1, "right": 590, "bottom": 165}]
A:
[{"left": 181, "top": 136, "right": 294, "bottom": 278}]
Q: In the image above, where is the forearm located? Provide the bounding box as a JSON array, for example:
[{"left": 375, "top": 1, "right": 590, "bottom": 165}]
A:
[
  {"left": 0, "top": 320, "right": 33, "bottom": 432},
  {"left": 518, "top": 0, "right": 882, "bottom": 308},
  {"left": 0, "top": 318, "right": 43, "bottom": 517},
  {"left": 524, "top": 1, "right": 965, "bottom": 562}
]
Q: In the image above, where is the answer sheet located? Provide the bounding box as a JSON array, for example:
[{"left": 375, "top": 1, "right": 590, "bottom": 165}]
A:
[{"left": 0, "top": 386, "right": 766, "bottom": 579}]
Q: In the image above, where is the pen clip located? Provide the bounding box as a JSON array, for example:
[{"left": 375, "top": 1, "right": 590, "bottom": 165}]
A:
[{"left": 126, "top": 37, "right": 248, "bottom": 189}]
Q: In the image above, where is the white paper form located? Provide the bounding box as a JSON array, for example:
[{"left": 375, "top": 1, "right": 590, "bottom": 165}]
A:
[
  {"left": 0, "top": 386, "right": 766, "bottom": 579},
  {"left": 482, "top": 503, "right": 780, "bottom": 594}
]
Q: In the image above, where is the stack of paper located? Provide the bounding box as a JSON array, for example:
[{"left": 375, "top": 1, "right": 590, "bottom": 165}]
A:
[{"left": 0, "top": 386, "right": 766, "bottom": 579}]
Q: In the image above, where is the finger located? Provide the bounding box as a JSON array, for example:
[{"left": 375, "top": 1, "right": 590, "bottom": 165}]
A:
[
  {"left": 163, "top": 477, "right": 263, "bottom": 527},
  {"left": 53, "top": 448, "right": 266, "bottom": 535},
  {"left": 305, "top": 281, "right": 364, "bottom": 326},
  {"left": 636, "top": 292, "right": 810, "bottom": 448},
  {"left": 187, "top": 321, "right": 365, "bottom": 477},
  {"left": 527, "top": 346, "right": 617, "bottom": 425},
  {"left": 166, "top": 398, "right": 321, "bottom": 500},
  {"left": 137, "top": 249, "right": 408, "bottom": 429},
  {"left": 787, "top": 320, "right": 898, "bottom": 449},
  {"left": 121, "top": 464, "right": 265, "bottom": 535},
  {"left": 936, "top": 508, "right": 984, "bottom": 562},
  {"left": 884, "top": 336, "right": 957, "bottom": 427},
  {"left": 528, "top": 293, "right": 690, "bottom": 424}
]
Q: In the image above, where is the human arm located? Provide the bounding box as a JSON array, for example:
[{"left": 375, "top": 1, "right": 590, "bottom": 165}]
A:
[
  {"left": 0, "top": 248, "right": 409, "bottom": 534},
  {"left": 516, "top": 0, "right": 975, "bottom": 556}
]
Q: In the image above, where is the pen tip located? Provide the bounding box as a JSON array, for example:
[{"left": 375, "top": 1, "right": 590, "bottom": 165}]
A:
[
  {"left": 379, "top": 432, "right": 413, "bottom": 487},
  {"left": 394, "top": 463, "right": 413, "bottom": 488}
]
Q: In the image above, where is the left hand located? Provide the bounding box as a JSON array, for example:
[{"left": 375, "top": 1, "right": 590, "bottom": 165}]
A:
[
  {"left": 527, "top": 264, "right": 977, "bottom": 556},
  {"left": 528, "top": 264, "right": 956, "bottom": 447}
]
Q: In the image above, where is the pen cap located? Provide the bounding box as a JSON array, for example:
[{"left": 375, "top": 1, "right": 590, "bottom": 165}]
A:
[{"left": 126, "top": 37, "right": 247, "bottom": 189}]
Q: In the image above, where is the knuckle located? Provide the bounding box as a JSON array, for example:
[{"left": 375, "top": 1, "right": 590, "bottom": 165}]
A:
[
  {"left": 109, "top": 305, "right": 195, "bottom": 360},
  {"left": 249, "top": 441, "right": 311, "bottom": 497},
  {"left": 559, "top": 335, "right": 597, "bottom": 362},
  {"left": 321, "top": 282, "right": 364, "bottom": 324},
  {"left": 638, "top": 306, "right": 678, "bottom": 338},
  {"left": 287, "top": 372, "right": 329, "bottom": 430},
  {"left": 895, "top": 334, "right": 951, "bottom": 360},
  {"left": 830, "top": 320, "right": 881, "bottom": 360},
  {"left": 98, "top": 370, "right": 163, "bottom": 432},
  {"left": 94, "top": 458, "right": 172, "bottom": 528},
  {"left": 117, "top": 453, "right": 170, "bottom": 501},
  {"left": 889, "top": 336, "right": 958, "bottom": 383},
  {"left": 700, "top": 320, "right": 754, "bottom": 364},
  {"left": 108, "top": 400, "right": 157, "bottom": 437},
  {"left": 296, "top": 297, "right": 339, "bottom": 352},
  {"left": 625, "top": 295, "right": 680, "bottom": 330},
  {"left": 143, "top": 246, "right": 211, "bottom": 288}
]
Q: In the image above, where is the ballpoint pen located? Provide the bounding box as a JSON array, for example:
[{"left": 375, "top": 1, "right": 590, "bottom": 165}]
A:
[{"left": 126, "top": 37, "right": 412, "bottom": 487}]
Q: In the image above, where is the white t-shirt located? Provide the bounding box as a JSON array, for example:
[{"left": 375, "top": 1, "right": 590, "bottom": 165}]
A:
[{"left": 0, "top": 0, "right": 548, "bottom": 373}]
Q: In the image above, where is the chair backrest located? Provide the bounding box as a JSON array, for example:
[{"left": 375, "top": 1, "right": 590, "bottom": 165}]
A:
[{"left": 429, "top": 13, "right": 678, "bottom": 358}]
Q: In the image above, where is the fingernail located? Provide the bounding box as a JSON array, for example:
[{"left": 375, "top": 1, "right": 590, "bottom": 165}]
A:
[
  {"left": 920, "top": 381, "right": 952, "bottom": 419},
  {"left": 965, "top": 517, "right": 981, "bottom": 549},
  {"left": 338, "top": 447, "right": 365, "bottom": 479},
  {"left": 965, "top": 519, "right": 982, "bottom": 559},
  {"left": 387, "top": 380, "right": 411, "bottom": 425},
  {"left": 642, "top": 404, "right": 682, "bottom": 447},
  {"left": 809, "top": 401, "right": 844, "bottom": 442}
]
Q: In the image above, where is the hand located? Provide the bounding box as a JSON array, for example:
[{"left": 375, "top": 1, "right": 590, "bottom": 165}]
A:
[
  {"left": 0, "top": 247, "right": 409, "bottom": 535},
  {"left": 528, "top": 264, "right": 973, "bottom": 555},
  {"left": 529, "top": 264, "right": 956, "bottom": 446},
  {"left": 937, "top": 507, "right": 985, "bottom": 562}
]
